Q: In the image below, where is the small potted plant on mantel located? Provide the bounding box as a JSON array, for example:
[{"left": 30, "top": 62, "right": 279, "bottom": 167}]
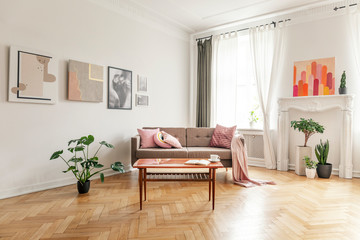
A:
[
  {"left": 339, "top": 71, "right": 347, "bottom": 94},
  {"left": 315, "top": 139, "right": 331, "bottom": 178},
  {"left": 290, "top": 118, "right": 325, "bottom": 176},
  {"left": 50, "top": 135, "right": 124, "bottom": 194},
  {"left": 303, "top": 156, "right": 317, "bottom": 179}
]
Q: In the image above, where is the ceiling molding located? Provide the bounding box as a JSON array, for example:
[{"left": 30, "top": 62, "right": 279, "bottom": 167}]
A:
[
  {"left": 192, "top": 0, "right": 355, "bottom": 38},
  {"left": 87, "top": 0, "right": 191, "bottom": 41}
]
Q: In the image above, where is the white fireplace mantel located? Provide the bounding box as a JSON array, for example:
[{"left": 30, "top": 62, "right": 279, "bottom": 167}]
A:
[{"left": 277, "top": 95, "right": 355, "bottom": 178}]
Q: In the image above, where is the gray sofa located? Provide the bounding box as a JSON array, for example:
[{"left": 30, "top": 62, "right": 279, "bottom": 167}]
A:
[{"left": 131, "top": 127, "right": 244, "bottom": 168}]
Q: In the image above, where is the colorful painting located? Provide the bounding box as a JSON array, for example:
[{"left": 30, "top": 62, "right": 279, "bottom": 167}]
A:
[
  {"left": 68, "top": 60, "right": 103, "bottom": 102},
  {"left": 293, "top": 57, "right": 335, "bottom": 97},
  {"left": 8, "top": 46, "right": 58, "bottom": 104}
]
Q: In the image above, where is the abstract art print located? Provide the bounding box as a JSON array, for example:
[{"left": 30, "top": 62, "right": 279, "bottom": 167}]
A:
[
  {"left": 108, "top": 66, "right": 132, "bottom": 110},
  {"left": 136, "top": 94, "right": 149, "bottom": 106},
  {"left": 8, "top": 46, "right": 58, "bottom": 104},
  {"left": 293, "top": 57, "right": 335, "bottom": 97},
  {"left": 137, "top": 75, "right": 147, "bottom": 92},
  {"left": 68, "top": 60, "right": 104, "bottom": 102}
]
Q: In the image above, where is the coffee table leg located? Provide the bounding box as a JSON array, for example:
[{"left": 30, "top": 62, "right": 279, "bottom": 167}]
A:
[
  {"left": 212, "top": 169, "right": 216, "bottom": 210},
  {"left": 139, "top": 169, "right": 143, "bottom": 210},
  {"left": 144, "top": 169, "right": 147, "bottom": 201},
  {"left": 209, "top": 169, "right": 211, "bottom": 201}
]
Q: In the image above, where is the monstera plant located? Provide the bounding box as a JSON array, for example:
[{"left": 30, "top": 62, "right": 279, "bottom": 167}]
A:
[{"left": 50, "top": 135, "right": 124, "bottom": 193}]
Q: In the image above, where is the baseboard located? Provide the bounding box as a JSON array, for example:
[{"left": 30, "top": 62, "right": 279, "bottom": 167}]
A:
[
  {"left": 248, "top": 157, "right": 266, "bottom": 168},
  {"left": 0, "top": 167, "right": 131, "bottom": 200},
  {"left": 288, "top": 164, "right": 360, "bottom": 178}
]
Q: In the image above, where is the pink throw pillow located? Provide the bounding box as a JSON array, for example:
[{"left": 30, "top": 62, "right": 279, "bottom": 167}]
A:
[
  {"left": 154, "top": 132, "right": 172, "bottom": 148},
  {"left": 137, "top": 128, "right": 160, "bottom": 148},
  {"left": 162, "top": 131, "right": 182, "bottom": 148},
  {"left": 209, "top": 124, "right": 237, "bottom": 149}
]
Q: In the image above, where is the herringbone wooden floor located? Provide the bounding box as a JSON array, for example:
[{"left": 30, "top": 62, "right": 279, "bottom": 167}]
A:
[{"left": 1, "top": 167, "right": 360, "bottom": 240}]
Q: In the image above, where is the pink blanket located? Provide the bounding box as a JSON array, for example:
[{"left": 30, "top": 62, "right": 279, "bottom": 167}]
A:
[{"left": 231, "top": 135, "right": 276, "bottom": 187}]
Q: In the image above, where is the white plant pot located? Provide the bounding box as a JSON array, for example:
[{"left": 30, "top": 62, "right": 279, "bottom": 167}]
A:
[
  {"left": 295, "top": 146, "right": 312, "bottom": 176},
  {"left": 306, "top": 168, "right": 316, "bottom": 178}
]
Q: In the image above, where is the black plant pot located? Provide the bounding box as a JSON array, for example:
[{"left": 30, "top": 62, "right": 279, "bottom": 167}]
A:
[
  {"left": 339, "top": 88, "right": 347, "bottom": 94},
  {"left": 77, "top": 180, "right": 90, "bottom": 194},
  {"left": 316, "top": 163, "right": 332, "bottom": 178}
]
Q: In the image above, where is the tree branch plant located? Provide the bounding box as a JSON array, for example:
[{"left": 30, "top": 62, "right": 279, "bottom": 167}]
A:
[
  {"left": 50, "top": 135, "right": 124, "bottom": 192},
  {"left": 290, "top": 118, "right": 325, "bottom": 147}
]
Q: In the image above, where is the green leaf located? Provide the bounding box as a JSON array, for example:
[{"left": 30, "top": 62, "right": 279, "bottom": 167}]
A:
[
  {"left": 100, "top": 173, "right": 104, "bottom": 183},
  {"left": 62, "top": 166, "right": 76, "bottom": 173},
  {"left": 74, "top": 146, "right": 85, "bottom": 152},
  {"left": 50, "top": 150, "right": 63, "bottom": 160},
  {"left": 111, "top": 161, "right": 124, "bottom": 172},
  {"left": 68, "top": 157, "right": 83, "bottom": 163},
  {"left": 89, "top": 157, "right": 99, "bottom": 162},
  {"left": 94, "top": 163, "right": 104, "bottom": 168},
  {"left": 67, "top": 147, "right": 74, "bottom": 153},
  {"left": 83, "top": 135, "right": 94, "bottom": 146},
  {"left": 100, "top": 141, "right": 114, "bottom": 148},
  {"left": 68, "top": 139, "right": 80, "bottom": 146}
]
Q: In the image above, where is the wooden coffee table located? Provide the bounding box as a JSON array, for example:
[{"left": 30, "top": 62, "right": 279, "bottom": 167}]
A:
[{"left": 133, "top": 158, "right": 224, "bottom": 210}]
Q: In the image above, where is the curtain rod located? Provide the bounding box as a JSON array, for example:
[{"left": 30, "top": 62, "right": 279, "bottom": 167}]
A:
[
  {"left": 195, "top": 19, "right": 291, "bottom": 41},
  {"left": 334, "top": 3, "right": 357, "bottom": 11}
]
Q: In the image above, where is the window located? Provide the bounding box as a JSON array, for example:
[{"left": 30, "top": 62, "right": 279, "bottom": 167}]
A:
[{"left": 215, "top": 33, "right": 262, "bottom": 129}]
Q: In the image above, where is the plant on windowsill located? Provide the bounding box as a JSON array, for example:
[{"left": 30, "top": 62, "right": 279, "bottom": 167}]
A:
[
  {"left": 303, "top": 156, "right": 317, "bottom": 179},
  {"left": 290, "top": 118, "right": 325, "bottom": 176},
  {"left": 50, "top": 135, "right": 124, "bottom": 194},
  {"left": 339, "top": 71, "right": 347, "bottom": 94},
  {"left": 315, "top": 139, "right": 331, "bottom": 178},
  {"left": 248, "top": 110, "right": 259, "bottom": 128}
]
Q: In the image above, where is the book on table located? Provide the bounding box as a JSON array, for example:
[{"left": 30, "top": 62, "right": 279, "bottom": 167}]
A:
[{"left": 184, "top": 159, "right": 210, "bottom": 165}]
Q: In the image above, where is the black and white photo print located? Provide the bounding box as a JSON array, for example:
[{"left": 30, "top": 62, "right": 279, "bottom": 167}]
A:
[
  {"left": 137, "top": 75, "right": 147, "bottom": 92},
  {"left": 136, "top": 94, "right": 149, "bottom": 106},
  {"left": 108, "top": 66, "right": 132, "bottom": 110}
]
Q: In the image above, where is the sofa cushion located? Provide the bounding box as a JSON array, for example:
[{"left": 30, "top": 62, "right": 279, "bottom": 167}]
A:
[
  {"left": 187, "top": 147, "right": 231, "bottom": 159},
  {"left": 137, "top": 128, "right": 160, "bottom": 148},
  {"left": 186, "top": 128, "right": 214, "bottom": 147},
  {"left": 162, "top": 131, "right": 182, "bottom": 148},
  {"left": 209, "top": 124, "right": 236, "bottom": 149},
  {"left": 154, "top": 132, "right": 172, "bottom": 148},
  {"left": 136, "top": 148, "right": 188, "bottom": 158},
  {"left": 144, "top": 127, "right": 186, "bottom": 146}
]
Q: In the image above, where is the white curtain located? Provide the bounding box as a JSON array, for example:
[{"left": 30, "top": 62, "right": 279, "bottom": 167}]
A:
[
  {"left": 211, "top": 33, "right": 239, "bottom": 127},
  {"left": 249, "top": 23, "right": 286, "bottom": 169},
  {"left": 348, "top": 4, "right": 360, "bottom": 77}
]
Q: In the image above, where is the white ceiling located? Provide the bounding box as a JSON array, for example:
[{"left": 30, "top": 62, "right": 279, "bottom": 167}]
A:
[{"left": 128, "top": 0, "right": 335, "bottom": 33}]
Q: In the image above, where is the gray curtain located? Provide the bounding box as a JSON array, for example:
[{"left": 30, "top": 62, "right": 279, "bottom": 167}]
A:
[{"left": 196, "top": 38, "right": 212, "bottom": 127}]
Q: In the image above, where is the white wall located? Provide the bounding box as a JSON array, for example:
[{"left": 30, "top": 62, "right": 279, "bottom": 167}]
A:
[
  {"left": 0, "top": 0, "right": 190, "bottom": 199},
  {"left": 279, "top": 14, "right": 360, "bottom": 176}
]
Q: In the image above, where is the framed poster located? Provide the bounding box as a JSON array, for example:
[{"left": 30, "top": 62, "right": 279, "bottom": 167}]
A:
[
  {"left": 68, "top": 60, "right": 104, "bottom": 102},
  {"left": 8, "top": 46, "right": 58, "bottom": 104},
  {"left": 293, "top": 57, "right": 335, "bottom": 97},
  {"left": 108, "top": 66, "right": 132, "bottom": 109},
  {"left": 137, "top": 75, "right": 147, "bottom": 92},
  {"left": 136, "top": 94, "right": 149, "bottom": 106}
]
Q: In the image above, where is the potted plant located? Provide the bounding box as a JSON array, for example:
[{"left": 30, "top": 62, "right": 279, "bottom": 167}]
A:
[
  {"left": 315, "top": 139, "right": 331, "bottom": 178},
  {"left": 339, "top": 71, "right": 347, "bottom": 94},
  {"left": 50, "top": 135, "right": 124, "bottom": 194},
  {"left": 290, "top": 118, "right": 325, "bottom": 176},
  {"left": 248, "top": 110, "right": 259, "bottom": 128},
  {"left": 303, "top": 156, "right": 317, "bottom": 178}
]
